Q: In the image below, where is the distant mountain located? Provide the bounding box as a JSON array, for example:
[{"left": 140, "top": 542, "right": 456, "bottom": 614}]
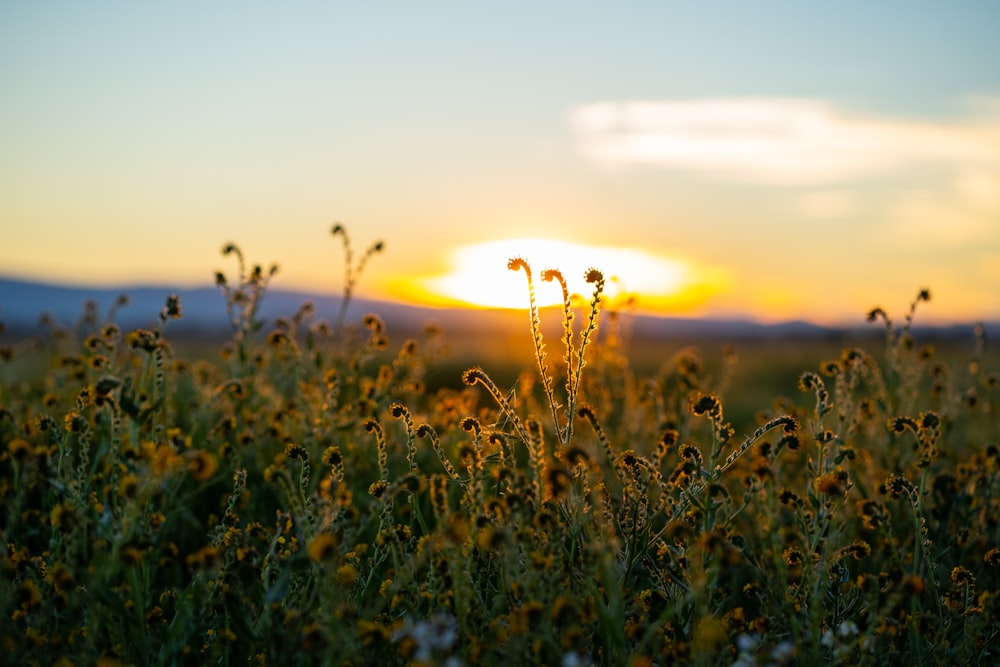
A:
[
  {"left": 0, "top": 275, "right": 995, "bottom": 341},
  {"left": 0, "top": 276, "right": 400, "bottom": 334}
]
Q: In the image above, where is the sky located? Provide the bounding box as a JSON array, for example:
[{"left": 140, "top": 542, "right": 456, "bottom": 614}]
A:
[{"left": 2, "top": 1, "right": 999, "bottom": 325}]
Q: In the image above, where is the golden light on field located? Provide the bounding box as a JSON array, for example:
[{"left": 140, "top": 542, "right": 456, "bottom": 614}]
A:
[{"left": 388, "top": 239, "right": 728, "bottom": 313}]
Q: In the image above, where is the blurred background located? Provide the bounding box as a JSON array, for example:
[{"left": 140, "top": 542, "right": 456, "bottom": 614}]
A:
[{"left": 2, "top": 1, "right": 999, "bottom": 331}]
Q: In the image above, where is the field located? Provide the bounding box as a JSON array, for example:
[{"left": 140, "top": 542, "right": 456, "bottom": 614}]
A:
[{"left": 2, "top": 233, "right": 999, "bottom": 666}]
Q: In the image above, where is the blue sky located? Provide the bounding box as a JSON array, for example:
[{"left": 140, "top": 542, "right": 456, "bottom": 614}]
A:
[{"left": 2, "top": 2, "right": 999, "bottom": 323}]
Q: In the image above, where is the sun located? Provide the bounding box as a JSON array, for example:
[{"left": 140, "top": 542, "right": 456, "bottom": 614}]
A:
[{"left": 393, "top": 238, "right": 725, "bottom": 313}]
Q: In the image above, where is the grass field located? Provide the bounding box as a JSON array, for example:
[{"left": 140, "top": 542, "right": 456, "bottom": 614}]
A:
[{"left": 1, "top": 232, "right": 998, "bottom": 666}]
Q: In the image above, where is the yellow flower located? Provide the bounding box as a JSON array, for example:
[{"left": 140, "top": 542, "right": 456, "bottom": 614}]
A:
[
  {"left": 50, "top": 502, "right": 78, "bottom": 533},
  {"left": 7, "top": 438, "right": 33, "bottom": 462},
  {"left": 16, "top": 578, "right": 42, "bottom": 610},
  {"left": 118, "top": 474, "right": 140, "bottom": 500},
  {"left": 307, "top": 533, "right": 339, "bottom": 563},
  {"left": 149, "top": 443, "right": 183, "bottom": 476},
  {"left": 334, "top": 563, "right": 359, "bottom": 587},
  {"left": 187, "top": 450, "right": 219, "bottom": 482}
]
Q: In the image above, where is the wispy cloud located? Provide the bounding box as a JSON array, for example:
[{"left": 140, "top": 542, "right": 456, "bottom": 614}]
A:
[
  {"left": 878, "top": 169, "right": 1000, "bottom": 247},
  {"left": 570, "top": 98, "right": 1000, "bottom": 185}
]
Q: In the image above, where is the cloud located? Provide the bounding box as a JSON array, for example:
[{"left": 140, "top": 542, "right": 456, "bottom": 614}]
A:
[
  {"left": 569, "top": 98, "right": 1000, "bottom": 185},
  {"left": 877, "top": 169, "right": 1000, "bottom": 247},
  {"left": 797, "top": 190, "right": 860, "bottom": 220}
]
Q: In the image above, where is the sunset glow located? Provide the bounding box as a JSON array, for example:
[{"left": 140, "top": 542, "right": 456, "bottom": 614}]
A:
[
  {"left": 391, "top": 239, "right": 726, "bottom": 313},
  {"left": 1, "top": 4, "right": 998, "bottom": 326}
]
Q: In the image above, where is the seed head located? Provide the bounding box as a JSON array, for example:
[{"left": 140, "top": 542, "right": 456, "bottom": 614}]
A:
[
  {"left": 507, "top": 257, "right": 530, "bottom": 274},
  {"left": 540, "top": 268, "right": 563, "bottom": 283},
  {"left": 462, "top": 367, "right": 488, "bottom": 386},
  {"left": 866, "top": 307, "right": 887, "bottom": 323}
]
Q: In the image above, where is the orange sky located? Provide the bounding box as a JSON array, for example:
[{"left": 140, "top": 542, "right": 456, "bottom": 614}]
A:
[{"left": 1, "top": 4, "right": 999, "bottom": 325}]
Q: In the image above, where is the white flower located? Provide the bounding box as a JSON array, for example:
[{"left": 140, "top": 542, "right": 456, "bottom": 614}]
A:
[
  {"left": 770, "top": 640, "right": 795, "bottom": 665},
  {"left": 562, "top": 651, "right": 592, "bottom": 667},
  {"left": 837, "top": 620, "right": 859, "bottom": 637},
  {"left": 392, "top": 612, "right": 458, "bottom": 661}
]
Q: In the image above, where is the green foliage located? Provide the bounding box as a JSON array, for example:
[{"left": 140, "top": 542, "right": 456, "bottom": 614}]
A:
[{"left": 1, "top": 231, "right": 998, "bottom": 666}]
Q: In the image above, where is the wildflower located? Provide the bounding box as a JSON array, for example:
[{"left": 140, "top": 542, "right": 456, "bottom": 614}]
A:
[
  {"left": 509, "top": 601, "right": 545, "bottom": 635},
  {"left": 783, "top": 547, "right": 803, "bottom": 567},
  {"left": 397, "top": 472, "right": 425, "bottom": 494},
  {"left": 118, "top": 474, "right": 140, "bottom": 500},
  {"left": 819, "top": 359, "right": 842, "bottom": 376},
  {"left": 299, "top": 622, "right": 326, "bottom": 652},
  {"left": 356, "top": 619, "right": 390, "bottom": 648},
  {"left": 844, "top": 540, "right": 872, "bottom": 560},
  {"left": 186, "top": 545, "right": 219, "bottom": 570},
  {"left": 771, "top": 640, "right": 795, "bottom": 664},
  {"left": 126, "top": 329, "right": 159, "bottom": 352},
  {"left": 750, "top": 457, "right": 773, "bottom": 480},
  {"left": 187, "top": 450, "right": 218, "bottom": 481},
  {"left": 507, "top": 256, "right": 530, "bottom": 273},
  {"left": 881, "top": 473, "right": 914, "bottom": 499},
  {"left": 562, "top": 652, "right": 591, "bottom": 667},
  {"left": 857, "top": 499, "right": 888, "bottom": 529},
  {"left": 64, "top": 411, "right": 87, "bottom": 433},
  {"left": 692, "top": 615, "right": 726, "bottom": 653},
  {"left": 334, "top": 563, "right": 359, "bottom": 587},
  {"left": 838, "top": 620, "right": 859, "bottom": 637},
  {"left": 47, "top": 562, "right": 75, "bottom": 593},
  {"left": 951, "top": 566, "right": 975, "bottom": 587},
  {"left": 161, "top": 294, "right": 182, "bottom": 320},
  {"left": 689, "top": 392, "right": 722, "bottom": 418},
  {"left": 985, "top": 548, "right": 1000, "bottom": 566},
  {"left": 376, "top": 524, "right": 412, "bottom": 546},
  {"left": 392, "top": 612, "right": 458, "bottom": 662},
  {"left": 50, "top": 502, "right": 78, "bottom": 533},
  {"left": 816, "top": 470, "right": 850, "bottom": 496},
  {"left": 475, "top": 524, "right": 508, "bottom": 551},
  {"left": 562, "top": 446, "right": 593, "bottom": 468},
  {"left": 983, "top": 372, "right": 999, "bottom": 390},
  {"left": 679, "top": 443, "right": 703, "bottom": 464},
  {"left": 284, "top": 442, "right": 308, "bottom": 460},
  {"left": 779, "top": 433, "right": 801, "bottom": 451},
  {"left": 266, "top": 330, "right": 287, "bottom": 347},
  {"left": 362, "top": 313, "right": 384, "bottom": 333},
  {"left": 902, "top": 575, "right": 925, "bottom": 594},
  {"left": 307, "top": 533, "right": 339, "bottom": 563},
  {"left": 545, "top": 464, "right": 572, "bottom": 500},
  {"left": 7, "top": 438, "right": 32, "bottom": 462},
  {"left": 16, "top": 578, "right": 42, "bottom": 610},
  {"left": 95, "top": 377, "right": 120, "bottom": 397},
  {"left": 122, "top": 546, "right": 144, "bottom": 566}
]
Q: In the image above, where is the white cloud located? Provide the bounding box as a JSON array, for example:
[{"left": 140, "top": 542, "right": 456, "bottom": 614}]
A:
[{"left": 569, "top": 98, "right": 1000, "bottom": 185}]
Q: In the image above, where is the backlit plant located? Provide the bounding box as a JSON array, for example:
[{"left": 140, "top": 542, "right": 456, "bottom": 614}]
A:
[{"left": 0, "top": 227, "right": 997, "bottom": 666}]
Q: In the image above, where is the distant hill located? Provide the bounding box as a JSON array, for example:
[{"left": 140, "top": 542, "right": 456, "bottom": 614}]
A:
[{"left": 0, "top": 276, "right": 994, "bottom": 342}]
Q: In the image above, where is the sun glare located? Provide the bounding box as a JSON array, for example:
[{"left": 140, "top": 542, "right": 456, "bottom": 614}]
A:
[{"left": 405, "top": 239, "right": 722, "bottom": 313}]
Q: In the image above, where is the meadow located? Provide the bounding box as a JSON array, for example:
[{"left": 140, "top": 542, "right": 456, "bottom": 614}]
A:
[{"left": 1, "top": 227, "right": 998, "bottom": 666}]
